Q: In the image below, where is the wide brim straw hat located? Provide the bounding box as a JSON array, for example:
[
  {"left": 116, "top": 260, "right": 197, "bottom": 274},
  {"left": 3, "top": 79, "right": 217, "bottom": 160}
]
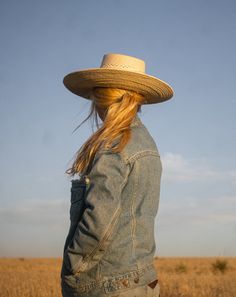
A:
[{"left": 63, "top": 53, "right": 174, "bottom": 104}]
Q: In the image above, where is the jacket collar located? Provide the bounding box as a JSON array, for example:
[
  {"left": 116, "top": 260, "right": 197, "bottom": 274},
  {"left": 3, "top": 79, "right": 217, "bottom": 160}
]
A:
[{"left": 130, "top": 113, "right": 142, "bottom": 127}]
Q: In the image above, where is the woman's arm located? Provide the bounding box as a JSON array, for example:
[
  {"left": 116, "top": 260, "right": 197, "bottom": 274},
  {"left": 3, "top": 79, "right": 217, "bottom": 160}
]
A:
[{"left": 63, "top": 150, "right": 129, "bottom": 275}]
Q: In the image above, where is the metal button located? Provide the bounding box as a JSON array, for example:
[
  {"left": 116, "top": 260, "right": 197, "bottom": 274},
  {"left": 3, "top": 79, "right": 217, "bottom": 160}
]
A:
[
  {"left": 84, "top": 176, "right": 90, "bottom": 184},
  {"left": 122, "top": 279, "right": 129, "bottom": 287}
]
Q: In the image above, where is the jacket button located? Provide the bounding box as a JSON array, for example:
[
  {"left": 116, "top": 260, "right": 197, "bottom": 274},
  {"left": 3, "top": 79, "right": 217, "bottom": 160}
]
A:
[
  {"left": 122, "top": 279, "right": 129, "bottom": 287},
  {"left": 84, "top": 176, "right": 90, "bottom": 184},
  {"left": 134, "top": 277, "right": 139, "bottom": 283}
]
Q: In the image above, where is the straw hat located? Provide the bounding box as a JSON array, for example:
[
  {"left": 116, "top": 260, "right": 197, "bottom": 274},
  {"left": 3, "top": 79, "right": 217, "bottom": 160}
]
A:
[{"left": 63, "top": 53, "right": 174, "bottom": 104}]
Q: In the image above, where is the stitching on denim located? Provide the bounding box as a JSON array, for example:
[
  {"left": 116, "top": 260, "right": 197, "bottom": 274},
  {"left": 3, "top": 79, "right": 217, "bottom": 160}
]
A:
[
  {"left": 85, "top": 159, "right": 131, "bottom": 268},
  {"left": 75, "top": 206, "right": 122, "bottom": 274},
  {"left": 130, "top": 161, "right": 138, "bottom": 267},
  {"left": 75, "top": 154, "right": 130, "bottom": 275},
  {"left": 74, "top": 262, "right": 154, "bottom": 293},
  {"left": 127, "top": 150, "right": 160, "bottom": 164}
]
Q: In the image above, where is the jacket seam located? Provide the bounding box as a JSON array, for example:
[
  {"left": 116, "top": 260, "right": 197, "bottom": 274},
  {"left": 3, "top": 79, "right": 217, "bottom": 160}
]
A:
[
  {"left": 75, "top": 155, "right": 130, "bottom": 274},
  {"left": 73, "top": 262, "right": 155, "bottom": 293},
  {"left": 130, "top": 160, "right": 138, "bottom": 269},
  {"left": 126, "top": 150, "right": 160, "bottom": 164},
  {"left": 73, "top": 206, "right": 122, "bottom": 274}
]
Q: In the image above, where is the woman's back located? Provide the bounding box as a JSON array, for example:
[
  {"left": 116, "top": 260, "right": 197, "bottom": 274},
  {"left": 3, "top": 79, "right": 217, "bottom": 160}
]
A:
[{"left": 97, "top": 114, "right": 162, "bottom": 277}]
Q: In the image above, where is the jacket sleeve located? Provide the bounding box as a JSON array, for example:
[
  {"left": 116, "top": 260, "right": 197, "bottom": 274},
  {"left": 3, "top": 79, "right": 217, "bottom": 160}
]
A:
[{"left": 63, "top": 150, "right": 128, "bottom": 275}]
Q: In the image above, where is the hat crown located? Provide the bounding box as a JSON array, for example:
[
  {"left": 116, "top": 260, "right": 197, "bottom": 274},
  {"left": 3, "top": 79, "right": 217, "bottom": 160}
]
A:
[{"left": 100, "top": 53, "right": 146, "bottom": 73}]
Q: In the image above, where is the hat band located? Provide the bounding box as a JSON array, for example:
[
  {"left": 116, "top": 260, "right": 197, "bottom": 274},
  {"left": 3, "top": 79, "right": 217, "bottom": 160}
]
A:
[{"left": 101, "top": 63, "right": 145, "bottom": 73}]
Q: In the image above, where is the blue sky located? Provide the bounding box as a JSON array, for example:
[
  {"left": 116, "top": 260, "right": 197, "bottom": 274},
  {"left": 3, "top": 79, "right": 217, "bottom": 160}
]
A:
[{"left": 0, "top": 0, "right": 235, "bottom": 257}]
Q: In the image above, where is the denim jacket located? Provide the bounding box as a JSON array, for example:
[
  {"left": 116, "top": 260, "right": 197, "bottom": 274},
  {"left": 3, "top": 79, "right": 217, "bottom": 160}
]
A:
[{"left": 61, "top": 113, "right": 162, "bottom": 297}]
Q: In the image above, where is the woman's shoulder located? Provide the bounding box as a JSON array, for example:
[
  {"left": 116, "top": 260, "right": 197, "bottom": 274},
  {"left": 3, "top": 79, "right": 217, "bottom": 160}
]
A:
[
  {"left": 91, "top": 114, "right": 160, "bottom": 168},
  {"left": 125, "top": 117, "right": 160, "bottom": 159}
]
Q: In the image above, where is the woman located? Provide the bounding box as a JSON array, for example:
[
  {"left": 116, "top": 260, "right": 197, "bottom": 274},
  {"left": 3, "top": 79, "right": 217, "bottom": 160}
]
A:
[{"left": 60, "top": 53, "right": 174, "bottom": 297}]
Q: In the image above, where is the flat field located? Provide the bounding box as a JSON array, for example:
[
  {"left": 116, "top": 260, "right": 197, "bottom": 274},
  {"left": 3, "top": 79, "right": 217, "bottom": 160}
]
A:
[{"left": 0, "top": 257, "right": 235, "bottom": 297}]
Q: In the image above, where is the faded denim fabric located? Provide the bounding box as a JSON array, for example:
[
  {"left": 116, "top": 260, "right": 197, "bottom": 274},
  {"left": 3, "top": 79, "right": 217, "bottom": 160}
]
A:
[{"left": 60, "top": 113, "right": 162, "bottom": 297}]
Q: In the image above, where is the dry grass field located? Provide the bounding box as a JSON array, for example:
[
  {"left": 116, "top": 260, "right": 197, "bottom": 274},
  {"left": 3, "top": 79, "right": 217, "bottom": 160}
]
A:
[{"left": 0, "top": 257, "right": 235, "bottom": 297}]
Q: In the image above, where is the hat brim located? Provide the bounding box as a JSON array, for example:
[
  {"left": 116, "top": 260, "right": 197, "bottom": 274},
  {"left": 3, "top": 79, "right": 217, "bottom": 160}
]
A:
[{"left": 63, "top": 68, "right": 174, "bottom": 104}]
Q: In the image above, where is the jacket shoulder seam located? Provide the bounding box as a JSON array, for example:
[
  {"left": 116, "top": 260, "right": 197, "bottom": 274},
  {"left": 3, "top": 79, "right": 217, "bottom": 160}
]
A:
[{"left": 126, "top": 150, "right": 160, "bottom": 164}]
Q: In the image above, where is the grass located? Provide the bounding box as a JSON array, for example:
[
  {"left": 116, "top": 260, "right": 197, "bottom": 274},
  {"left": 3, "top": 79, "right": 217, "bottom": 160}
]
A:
[
  {"left": 154, "top": 257, "right": 236, "bottom": 297},
  {"left": 0, "top": 257, "right": 235, "bottom": 296},
  {"left": 211, "top": 259, "right": 229, "bottom": 274}
]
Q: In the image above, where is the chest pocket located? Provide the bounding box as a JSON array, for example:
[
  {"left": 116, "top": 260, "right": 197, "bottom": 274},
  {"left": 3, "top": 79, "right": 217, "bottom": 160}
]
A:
[
  {"left": 70, "top": 177, "right": 88, "bottom": 227},
  {"left": 63, "top": 176, "right": 90, "bottom": 253}
]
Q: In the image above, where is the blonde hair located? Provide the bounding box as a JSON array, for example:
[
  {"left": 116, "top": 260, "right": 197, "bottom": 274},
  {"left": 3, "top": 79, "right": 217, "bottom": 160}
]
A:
[{"left": 65, "top": 87, "right": 146, "bottom": 177}]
